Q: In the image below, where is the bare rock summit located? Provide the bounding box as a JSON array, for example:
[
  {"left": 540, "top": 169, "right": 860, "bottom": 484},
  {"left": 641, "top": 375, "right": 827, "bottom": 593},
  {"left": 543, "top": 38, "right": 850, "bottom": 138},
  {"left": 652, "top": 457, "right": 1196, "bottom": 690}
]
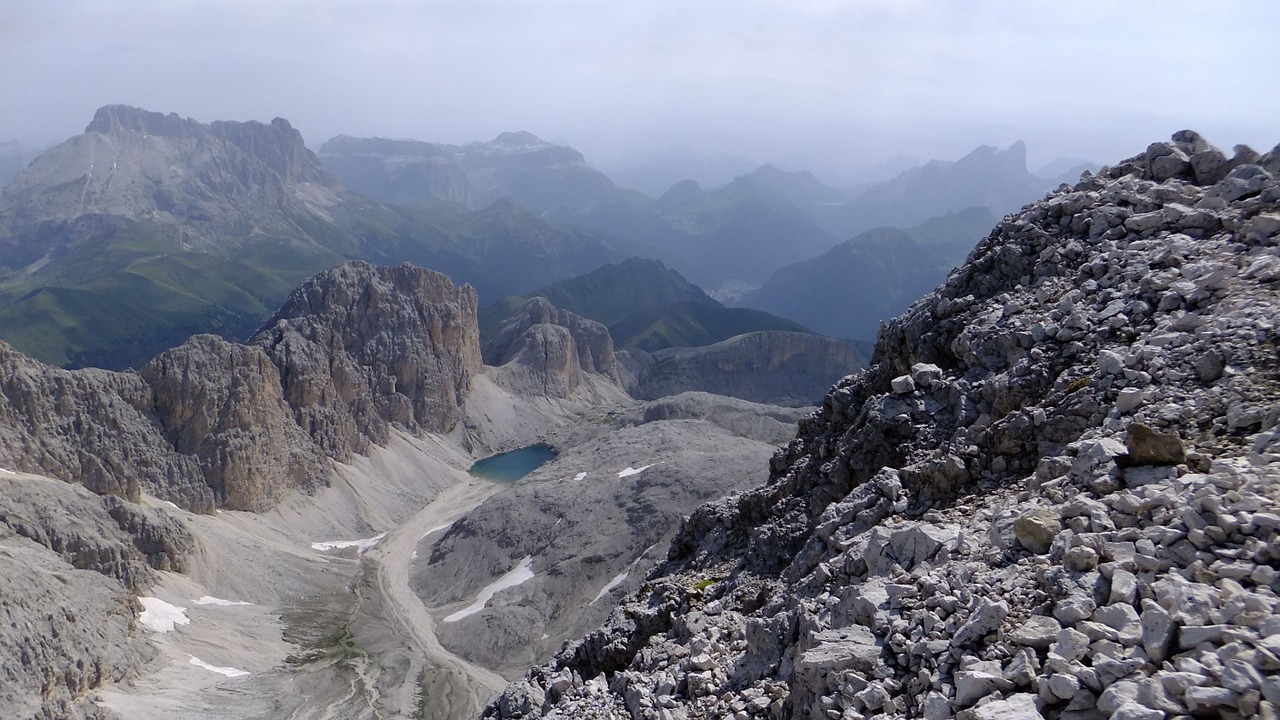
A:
[
  {"left": 0, "top": 260, "right": 482, "bottom": 512},
  {"left": 251, "top": 261, "right": 482, "bottom": 458},
  {"left": 485, "top": 131, "right": 1280, "bottom": 720}
]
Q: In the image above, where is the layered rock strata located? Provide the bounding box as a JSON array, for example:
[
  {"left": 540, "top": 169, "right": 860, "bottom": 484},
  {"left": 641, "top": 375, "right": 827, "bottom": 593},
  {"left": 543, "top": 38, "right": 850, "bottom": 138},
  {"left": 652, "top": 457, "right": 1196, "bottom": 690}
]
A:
[
  {"left": 0, "top": 104, "right": 341, "bottom": 246},
  {"left": 0, "top": 261, "right": 480, "bottom": 511},
  {"left": 485, "top": 132, "right": 1280, "bottom": 719},
  {"left": 483, "top": 296, "right": 619, "bottom": 399},
  {"left": 251, "top": 260, "right": 482, "bottom": 457},
  {"left": 0, "top": 472, "right": 193, "bottom": 719}
]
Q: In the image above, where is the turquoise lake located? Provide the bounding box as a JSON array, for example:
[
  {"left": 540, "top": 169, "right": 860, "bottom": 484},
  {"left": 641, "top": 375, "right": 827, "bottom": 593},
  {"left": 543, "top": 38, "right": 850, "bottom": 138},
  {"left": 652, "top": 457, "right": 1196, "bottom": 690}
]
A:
[{"left": 468, "top": 443, "right": 557, "bottom": 483}]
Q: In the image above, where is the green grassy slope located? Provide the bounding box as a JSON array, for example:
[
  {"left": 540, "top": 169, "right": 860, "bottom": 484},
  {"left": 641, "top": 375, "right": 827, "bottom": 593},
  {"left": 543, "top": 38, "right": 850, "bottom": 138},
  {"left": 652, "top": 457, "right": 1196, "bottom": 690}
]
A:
[{"left": 608, "top": 301, "right": 811, "bottom": 352}]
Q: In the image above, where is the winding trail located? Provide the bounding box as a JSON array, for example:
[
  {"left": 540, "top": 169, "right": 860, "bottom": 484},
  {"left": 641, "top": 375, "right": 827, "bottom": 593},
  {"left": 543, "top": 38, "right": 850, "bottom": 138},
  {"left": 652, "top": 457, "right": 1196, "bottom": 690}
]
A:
[{"left": 357, "top": 477, "right": 508, "bottom": 719}]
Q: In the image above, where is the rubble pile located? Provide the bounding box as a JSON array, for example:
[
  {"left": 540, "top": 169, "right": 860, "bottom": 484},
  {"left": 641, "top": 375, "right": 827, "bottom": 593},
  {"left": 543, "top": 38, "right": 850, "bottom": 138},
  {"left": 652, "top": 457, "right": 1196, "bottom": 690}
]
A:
[{"left": 484, "top": 132, "right": 1280, "bottom": 719}]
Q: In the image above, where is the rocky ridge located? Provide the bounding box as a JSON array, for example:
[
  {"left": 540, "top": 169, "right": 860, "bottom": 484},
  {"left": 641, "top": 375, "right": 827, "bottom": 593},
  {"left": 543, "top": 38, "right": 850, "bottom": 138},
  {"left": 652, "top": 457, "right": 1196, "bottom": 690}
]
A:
[
  {"left": 483, "top": 296, "right": 620, "bottom": 399},
  {"left": 484, "top": 132, "right": 1280, "bottom": 720},
  {"left": 251, "top": 261, "right": 482, "bottom": 457},
  {"left": 0, "top": 261, "right": 480, "bottom": 512},
  {"left": 1, "top": 105, "right": 341, "bottom": 250},
  {"left": 0, "top": 471, "right": 195, "bottom": 720}
]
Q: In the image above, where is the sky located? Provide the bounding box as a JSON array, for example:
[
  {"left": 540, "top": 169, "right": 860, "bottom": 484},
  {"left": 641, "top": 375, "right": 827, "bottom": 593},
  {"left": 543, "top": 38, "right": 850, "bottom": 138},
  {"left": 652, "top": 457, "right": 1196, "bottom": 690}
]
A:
[{"left": 2, "top": 1, "right": 1278, "bottom": 177}]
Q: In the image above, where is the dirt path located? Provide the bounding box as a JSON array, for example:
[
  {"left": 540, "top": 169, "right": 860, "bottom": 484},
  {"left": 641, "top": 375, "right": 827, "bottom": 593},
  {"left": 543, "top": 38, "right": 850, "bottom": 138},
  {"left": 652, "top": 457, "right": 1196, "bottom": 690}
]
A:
[{"left": 356, "top": 477, "right": 508, "bottom": 719}]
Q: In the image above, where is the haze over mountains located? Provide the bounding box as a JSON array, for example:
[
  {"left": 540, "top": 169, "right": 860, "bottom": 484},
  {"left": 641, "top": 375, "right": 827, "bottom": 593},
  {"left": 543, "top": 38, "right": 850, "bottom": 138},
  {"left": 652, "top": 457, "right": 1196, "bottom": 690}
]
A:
[
  {"left": 317, "top": 127, "right": 1088, "bottom": 297},
  {"left": 1, "top": 4, "right": 1274, "bottom": 718},
  {"left": 738, "top": 207, "right": 999, "bottom": 340},
  {"left": 0, "top": 107, "right": 631, "bottom": 368},
  {"left": 2, "top": 118, "right": 1276, "bottom": 720},
  {"left": 0, "top": 104, "right": 1095, "bottom": 369}
]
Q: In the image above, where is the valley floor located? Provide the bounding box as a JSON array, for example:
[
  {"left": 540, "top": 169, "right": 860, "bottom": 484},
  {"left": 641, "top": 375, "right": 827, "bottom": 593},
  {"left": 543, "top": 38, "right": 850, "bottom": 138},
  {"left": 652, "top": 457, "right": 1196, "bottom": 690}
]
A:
[
  {"left": 80, "top": 380, "right": 799, "bottom": 720},
  {"left": 94, "top": 431, "right": 508, "bottom": 720}
]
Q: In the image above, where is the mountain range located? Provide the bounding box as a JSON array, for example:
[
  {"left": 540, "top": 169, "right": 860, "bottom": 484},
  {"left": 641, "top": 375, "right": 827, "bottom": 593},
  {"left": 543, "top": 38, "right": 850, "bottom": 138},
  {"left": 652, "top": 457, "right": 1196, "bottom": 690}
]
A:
[
  {"left": 1, "top": 127, "right": 1273, "bottom": 720},
  {"left": 479, "top": 257, "right": 812, "bottom": 353},
  {"left": 316, "top": 129, "right": 1085, "bottom": 295},
  {"left": 813, "top": 140, "right": 1067, "bottom": 236},
  {"left": 0, "top": 105, "right": 1099, "bottom": 373},
  {"left": 0, "top": 107, "right": 631, "bottom": 368},
  {"left": 488, "top": 131, "right": 1280, "bottom": 720},
  {"left": 738, "top": 206, "right": 999, "bottom": 341}
]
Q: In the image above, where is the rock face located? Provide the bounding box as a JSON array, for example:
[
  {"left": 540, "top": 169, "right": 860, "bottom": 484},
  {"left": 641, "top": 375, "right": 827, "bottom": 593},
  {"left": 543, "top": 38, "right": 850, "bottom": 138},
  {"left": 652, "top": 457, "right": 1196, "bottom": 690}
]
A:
[
  {"left": 484, "top": 132, "right": 1280, "bottom": 720},
  {"left": 0, "top": 261, "right": 481, "bottom": 511},
  {"left": 623, "top": 331, "right": 866, "bottom": 407},
  {"left": 0, "top": 345, "right": 204, "bottom": 506},
  {"left": 140, "top": 335, "right": 328, "bottom": 512},
  {"left": 0, "top": 472, "right": 193, "bottom": 719},
  {"left": 483, "top": 297, "right": 618, "bottom": 398},
  {"left": 2, "top": 105, "right": 340, "bottom": 243},
  {"left": 251, "top": 261, "right": 482, "bottom": 458}
]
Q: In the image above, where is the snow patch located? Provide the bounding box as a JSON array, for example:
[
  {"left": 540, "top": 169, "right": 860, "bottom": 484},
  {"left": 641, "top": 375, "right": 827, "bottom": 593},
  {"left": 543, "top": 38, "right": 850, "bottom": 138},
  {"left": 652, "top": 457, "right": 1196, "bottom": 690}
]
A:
[
  {"left": 188, "top": 655, "right": 249, "bottom": 678},
  {"left": 618, "top": 464, "right": 657, "bottom": 478},
  {"left": 0, "top": 467, "right": 15, "bottom": 475},
  {"left": 573, "top": 472, "right": 587, "bottom": 482},
  {"left": 443, "top": 556, "right": 535, "bottom": 622},
  {"left": 138, "top": 597, "right": 189, "bottom": 633},
  {"left": 164, "top": 501, "right": 180, "bottom": 510},
  {"left": 421, "top": 522, "right": 452, "bottom": 539},
  {"left": 193, "top": 596, "right": 252, "bottom": 607},
  {"left": 311, "top": 532, "right": 386, "bottom": 554},
  {"left": 590, "top": 571, "right": 629, "bottom": 604}
]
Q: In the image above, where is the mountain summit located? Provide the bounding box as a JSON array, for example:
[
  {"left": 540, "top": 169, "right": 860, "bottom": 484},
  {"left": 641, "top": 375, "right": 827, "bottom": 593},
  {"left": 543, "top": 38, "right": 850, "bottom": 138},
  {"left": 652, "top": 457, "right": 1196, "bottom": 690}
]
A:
[
  {"left": 821, "top": 139, "right": 1043, "bottom": 237},
  {"left": 486, "top": 132, "right": 1280, "bottom": 720},
  {"left": 0, "top": 107, "right": 630, "bottom": 368},
  {"left": 4, "top": 104, "right": 341, "bottom": 241}
]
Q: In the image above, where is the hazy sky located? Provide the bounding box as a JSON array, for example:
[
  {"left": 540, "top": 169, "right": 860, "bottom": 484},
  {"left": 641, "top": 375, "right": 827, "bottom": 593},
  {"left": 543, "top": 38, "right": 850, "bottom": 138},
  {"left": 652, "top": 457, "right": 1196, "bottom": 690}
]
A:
[{"left": 3, "top": 1, "right": 1277, "bottom": 175}]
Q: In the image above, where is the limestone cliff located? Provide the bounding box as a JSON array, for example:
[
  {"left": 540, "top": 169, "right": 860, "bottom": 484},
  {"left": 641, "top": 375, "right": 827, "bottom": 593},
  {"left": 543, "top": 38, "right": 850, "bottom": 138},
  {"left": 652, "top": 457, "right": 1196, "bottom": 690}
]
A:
[
  {"left": 140, "top": 334, "right": 327, "bottom": 512},
  {"left": 251, "top": 261, "right": 482, "bottom": 458},
  {"left": 0, "top": 473, "right": 193, "bottom": 719},
  {"left": 0, "top": 261, "right": 482, "bottom": 511},
  {"left": 0, "top": 344, "right": 206, "bottom": 506},
  {"left": 483, "top": 296, "right": 619, "bottom": 399},
  {"left": 486, "top": 132, "right": 1280, "bottom": 720},
  {"left": 2, "top": 104, "right": 341, "bottom": 245}
]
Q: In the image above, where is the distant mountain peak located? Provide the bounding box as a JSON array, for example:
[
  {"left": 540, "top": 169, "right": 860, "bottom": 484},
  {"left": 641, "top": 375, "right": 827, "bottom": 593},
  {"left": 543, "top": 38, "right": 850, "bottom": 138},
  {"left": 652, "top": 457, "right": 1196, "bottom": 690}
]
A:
[
  {"left": 657, "top": 178, "right": 704, "bottom": 203},
  {"left": 4, "top": 104, "right": 339, "bottom": 245},
  {"left": 480, "top": 131, "right": 555, "bottom": 155},
  {"left": 954, "top": 139, "right": 1028, "bottom": 173},
  {"left": 85, "top": 104, "right": 202, "bottom": 137}
]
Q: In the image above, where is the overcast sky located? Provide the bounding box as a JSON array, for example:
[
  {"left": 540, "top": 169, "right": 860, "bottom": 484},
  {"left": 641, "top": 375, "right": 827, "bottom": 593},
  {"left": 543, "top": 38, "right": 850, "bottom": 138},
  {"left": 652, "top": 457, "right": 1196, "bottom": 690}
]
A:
[{"left": 3, "top": 1, "right": 1277, "bottom": 176}]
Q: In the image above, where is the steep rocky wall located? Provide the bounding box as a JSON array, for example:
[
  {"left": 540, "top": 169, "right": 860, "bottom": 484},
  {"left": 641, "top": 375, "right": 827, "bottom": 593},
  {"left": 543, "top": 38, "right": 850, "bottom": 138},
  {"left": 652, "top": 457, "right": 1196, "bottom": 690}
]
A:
[
  {"left": 486, "top": 132, "right": 1280, "bottom": 720},
  {"left": 0, "top": 344, "right": 207, "bottom": 506},
  {"left": 2, "top": 104, "right": 342, "bottom": 236},
  {"left": 0, "top": 473, "right": 193, "bottom": 719},
  {"left": 0, "top": 261, "right": 482, "bottom": 511},
  {"left": 251, "top": 261, "right": 482, "bottom": 458},
  {"left": 140, "top": 334, "right": 328, "bottom": 512},
  {"left": 483, "top": 296, "right": 619, "bottom": 399}
]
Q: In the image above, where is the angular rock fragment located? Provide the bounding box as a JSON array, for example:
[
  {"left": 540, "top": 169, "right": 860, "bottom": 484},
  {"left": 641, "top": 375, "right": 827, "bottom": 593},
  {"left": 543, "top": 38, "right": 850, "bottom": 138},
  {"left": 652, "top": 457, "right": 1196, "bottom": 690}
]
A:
[{"left": 1125, "top": 423, "right": 1187, "bottom": 466}]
